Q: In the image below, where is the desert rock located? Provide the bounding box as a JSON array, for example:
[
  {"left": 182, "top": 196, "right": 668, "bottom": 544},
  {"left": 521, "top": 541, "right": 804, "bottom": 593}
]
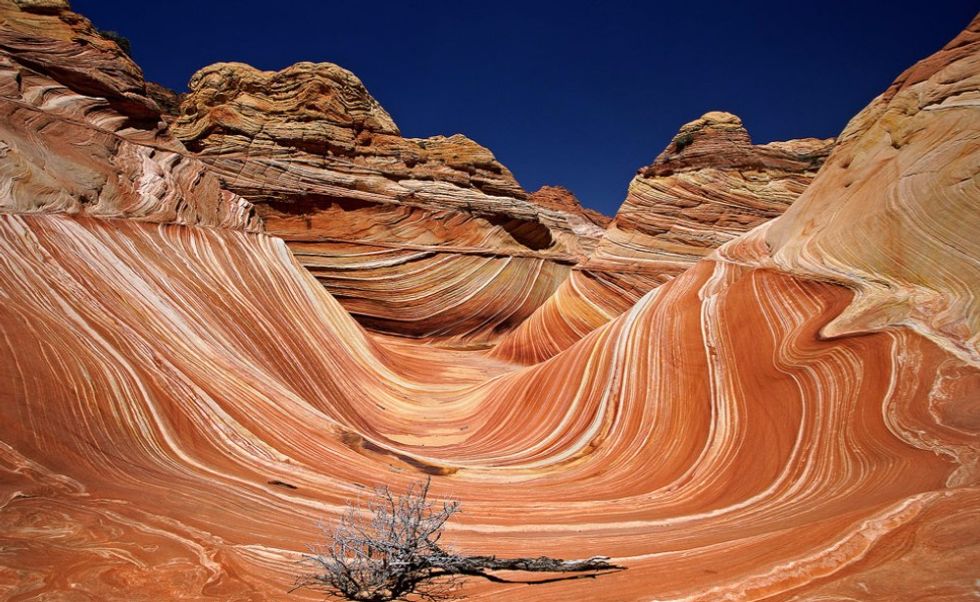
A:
[
  {"left": 494, "top": 111, "right": 833, "bottom": 363},
  {"left": 173, "top": 61, "right": 605, "bottom": 342},
  {"left": 0, "top": 3, "right": 977, "bottom": 601}
]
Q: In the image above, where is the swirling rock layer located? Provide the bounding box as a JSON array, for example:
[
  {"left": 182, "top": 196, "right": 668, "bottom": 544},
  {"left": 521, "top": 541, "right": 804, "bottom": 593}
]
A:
[
  {"left": 0, "top": 3, "right": 978, "bottom": 601},
  {"left": 0, "top": 0, "right": 258, "bottom": 230},
  {"left": 493, "top": 113, "right": 833, "bottom": 363},
  {"left": 172, "top": 62, "right": 605, "bottom": 343},
  {"left": 760, "top": 37, "right": 980, "bottom": 362}
]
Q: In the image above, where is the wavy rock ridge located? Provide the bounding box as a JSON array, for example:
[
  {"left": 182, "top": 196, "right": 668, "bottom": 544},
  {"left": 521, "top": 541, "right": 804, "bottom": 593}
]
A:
[
  {"left": 172, "top": 61, "right": 605, "bottom": 343},
  {"left": 1, "top": 2, "right": 978, "bottom": 601},
  {"left": 494, "top": 112, "right": 833, "bottom": 363}
]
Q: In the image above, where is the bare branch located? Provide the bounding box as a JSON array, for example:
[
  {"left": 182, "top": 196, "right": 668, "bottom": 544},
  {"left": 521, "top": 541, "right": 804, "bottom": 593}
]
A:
[{"left": 294, "top": 478, "right": 622, "bottom": 601}]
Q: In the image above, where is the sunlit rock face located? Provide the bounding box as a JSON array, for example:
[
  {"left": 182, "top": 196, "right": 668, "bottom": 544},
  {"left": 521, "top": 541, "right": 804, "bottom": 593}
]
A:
[
  {"left": 0, "top": 0, "right": 157, "bottom": 120},
  {"left": 1, "top": 1, "right": 978, "bottom": 600},
  {"left": 529, "top": 184, "right": 612, "bottom": 251},
  {"left": 493, "top": 112, "right": 834, "bottom": 363},
  {"left": 758, "top": 40, "right": 980, "bottom": 364},
  {"left": 171, "top": 62, "right": 605, "bottom": 343},
  {"left": 0, "top": 0, "right": 258, "bottom": 230}
]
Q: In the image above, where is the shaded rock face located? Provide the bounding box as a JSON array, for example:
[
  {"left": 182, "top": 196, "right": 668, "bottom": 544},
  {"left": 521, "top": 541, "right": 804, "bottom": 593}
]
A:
[
  {"left": 1, "top": 2, "right": 979, "bottom": 601},
  {"left": 144, "top": 81, "right": 181, "bottom": 119},
  {"left": 172, "top": 61, "right": 605, "bottom": 343},
  {"left": 493, "top": 111, "right": 834, "bottom": 363}
]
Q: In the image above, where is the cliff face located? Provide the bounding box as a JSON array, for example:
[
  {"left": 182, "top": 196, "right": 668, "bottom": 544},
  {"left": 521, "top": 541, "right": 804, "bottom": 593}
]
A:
[
  {"left": 171, "top": 61, "right": 605, "bottom": 343},
  {"left": 493, "top": 111, "right": 834, "bottom": 363},
  {"left": 1, "top": 2, "right": 978, "bottom": 601}
]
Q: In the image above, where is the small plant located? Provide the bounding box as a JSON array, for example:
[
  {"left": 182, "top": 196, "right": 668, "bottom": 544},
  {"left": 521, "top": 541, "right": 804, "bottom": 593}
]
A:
[
  {"left": 294, "top": 478, "right": 621, "bottom": 601},
  {"left": 674, "top": 132, "right": 695, "bottom": 151},
  {"left": 95, "top": 28, "right": 132, "bottom": 57}
]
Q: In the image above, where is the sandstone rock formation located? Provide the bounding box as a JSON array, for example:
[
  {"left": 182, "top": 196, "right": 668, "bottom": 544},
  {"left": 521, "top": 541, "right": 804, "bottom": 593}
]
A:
[
  {"left": 759, "top": 51, "right": 980, "bottom": 364},
  {"left": 493, "top": 111, "right": 833, "bottom": 363},
  {"left": 172, "top": 61, "right": 605, "bottom": 343},
  {"left": 0, "top": 0, "right": 258, "bottom": 229},
  {"left": 0, "top": 2, "right": 978, "bottom": 601},
  {"left": 529, "top": 184, "right": 611, "bottom": 229}
]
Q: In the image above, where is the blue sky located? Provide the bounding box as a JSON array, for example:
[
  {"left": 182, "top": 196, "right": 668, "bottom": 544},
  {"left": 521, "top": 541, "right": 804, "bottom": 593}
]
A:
[{"left": 73, "top": 0, "right": 978, "bottom": 215}]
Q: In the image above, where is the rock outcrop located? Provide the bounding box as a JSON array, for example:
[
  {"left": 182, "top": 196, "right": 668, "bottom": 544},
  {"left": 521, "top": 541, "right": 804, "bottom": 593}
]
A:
[
  {"left": 529, "top": 184, "right": 612, "bottom": 228},
  {"left": 493, "top": 111, "right": 834, "bottom": 363},
  {"left": 0, "top": 2, "right": 978, "bottom": 601},
  {"left": 758, "top": 49, "right": 980, "bottom": 363},
  {"left": 172, "top": 61, "right": 605, "bottom": 343},
  {"left": 0, "top": 0, "right": 258, "bottom": 229}
]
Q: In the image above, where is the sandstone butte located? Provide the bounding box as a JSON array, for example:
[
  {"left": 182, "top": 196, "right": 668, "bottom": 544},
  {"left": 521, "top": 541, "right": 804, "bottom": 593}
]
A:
[
  {"left": 0, "top": 1, "right": 978, "bottom": 601},
  {"left": 170, "top": 61, "right": 607, "bottom": 344}
]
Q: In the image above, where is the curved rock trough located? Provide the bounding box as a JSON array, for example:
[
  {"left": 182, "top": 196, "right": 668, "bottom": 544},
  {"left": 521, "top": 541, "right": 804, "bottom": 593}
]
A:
[{"left": 1, "top": 1, "right": 978, "bottom": 600}]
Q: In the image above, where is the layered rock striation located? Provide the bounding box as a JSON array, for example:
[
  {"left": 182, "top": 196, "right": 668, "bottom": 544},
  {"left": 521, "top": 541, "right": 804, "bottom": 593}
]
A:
[
  {"left": 493, "top": 111, "right": 833, "bottom": 363},
  {"left": 172, "top": 61, "right": 605, "bottom": 343},
  {"left": 0, "top": 2, "right": 978, "bottom": 601},
  {"left": 0, "top": 0, "right": 258, "bottom": 229},
  {"left": 758, "top": 47, "right": 980, "bottom": 363}
]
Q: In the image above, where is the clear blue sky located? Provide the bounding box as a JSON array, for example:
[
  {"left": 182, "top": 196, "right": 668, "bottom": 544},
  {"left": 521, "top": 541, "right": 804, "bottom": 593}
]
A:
[{"left": 72, "top": 0, "right": 978, "bottom": 216}]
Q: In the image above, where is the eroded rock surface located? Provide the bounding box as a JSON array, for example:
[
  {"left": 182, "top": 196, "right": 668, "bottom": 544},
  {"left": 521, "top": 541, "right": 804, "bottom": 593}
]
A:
[
  {"left": 494, "top": 111, "right": 833, "bottom": 362},
  {"left": 0, "top": 3, "right": 978, "bottom": 601},
  {"left": 0, "top": 0, "right": 258, "bottom": 229},
  {"left": 172, "top": 61, "right": 605, "bottom": 342}
]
